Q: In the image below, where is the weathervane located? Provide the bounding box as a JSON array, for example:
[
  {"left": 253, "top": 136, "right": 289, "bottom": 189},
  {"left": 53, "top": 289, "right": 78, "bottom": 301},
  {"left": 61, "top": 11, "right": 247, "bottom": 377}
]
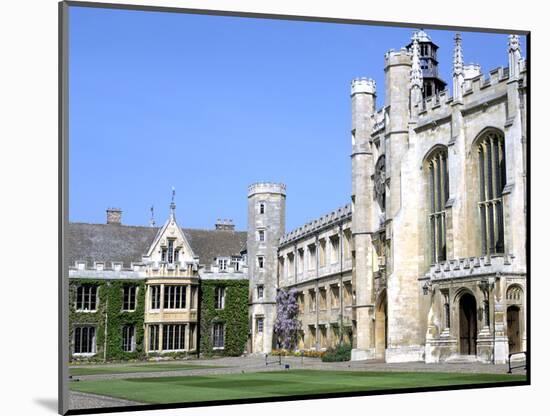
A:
[
  {"left": 170, "top": 186, "right": 176, "bottom": 219},
  {"left": 149, "top": 205, "right": 156, "bottom": 227}
]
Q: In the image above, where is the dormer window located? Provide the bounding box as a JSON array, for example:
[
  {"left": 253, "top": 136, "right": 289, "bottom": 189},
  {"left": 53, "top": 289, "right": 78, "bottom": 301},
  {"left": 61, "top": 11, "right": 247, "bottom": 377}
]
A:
[
  {"left": 231, "top": 256, "right": 241, "bottom": 271},
  {"left": 218, "top": 258, "right": 228, "bottom": 271}
]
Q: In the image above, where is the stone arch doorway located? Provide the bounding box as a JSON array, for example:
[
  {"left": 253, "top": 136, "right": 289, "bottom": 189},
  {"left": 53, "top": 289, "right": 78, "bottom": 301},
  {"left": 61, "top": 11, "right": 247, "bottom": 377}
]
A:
[
  {"left": 459, "top": 293, "right": 477, "bottom": 355},
  {"left": 375, "top": 290, "right": 387, "bottom": 360},
  {"left": 506, "top": 285, "right": 523, "bottom": 353},
  {"left": 507, "top": 305, "right": 521, "bottom": 353}
]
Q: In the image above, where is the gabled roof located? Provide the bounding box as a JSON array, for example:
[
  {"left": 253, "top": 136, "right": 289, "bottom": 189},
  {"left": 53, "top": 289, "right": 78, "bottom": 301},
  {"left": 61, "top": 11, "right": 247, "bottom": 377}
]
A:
[
  {"left": 183, "top": 228, "right": 247, "bottom": 266},
  {"left": 67, "top": 222, "right": 247, "bottom": 268}
]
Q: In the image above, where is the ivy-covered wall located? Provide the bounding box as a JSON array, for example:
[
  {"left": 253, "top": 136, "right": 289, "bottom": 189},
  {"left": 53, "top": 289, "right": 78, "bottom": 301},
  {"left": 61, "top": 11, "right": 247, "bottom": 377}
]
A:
[
  {"left": 199, "top": 279, "right": 249, "bottom": 357},
  {"left": 69, "top": 279, "right": 145, "bottom": 362}
]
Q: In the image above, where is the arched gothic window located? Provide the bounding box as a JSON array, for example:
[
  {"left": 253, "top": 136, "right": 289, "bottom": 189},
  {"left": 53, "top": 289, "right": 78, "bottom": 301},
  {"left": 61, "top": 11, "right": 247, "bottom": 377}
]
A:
[
  {"left": 427, "top": 148, "right": 448, "bottom": 263},
  {"left": 477, "top": 130, "right": 506, "bottom": 255}
]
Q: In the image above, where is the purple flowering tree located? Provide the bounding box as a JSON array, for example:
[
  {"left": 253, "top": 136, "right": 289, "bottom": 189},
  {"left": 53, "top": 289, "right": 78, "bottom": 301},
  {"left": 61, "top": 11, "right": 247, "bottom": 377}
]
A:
[{"left": 274, "top": 288, "right": 301, "bottom": 350}]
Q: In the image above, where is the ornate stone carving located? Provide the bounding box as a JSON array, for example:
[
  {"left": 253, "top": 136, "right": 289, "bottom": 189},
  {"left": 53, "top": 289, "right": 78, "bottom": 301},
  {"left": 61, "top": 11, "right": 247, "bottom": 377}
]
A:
[{"left": 374, "top": 156, "right": 386, "bottom": 211}]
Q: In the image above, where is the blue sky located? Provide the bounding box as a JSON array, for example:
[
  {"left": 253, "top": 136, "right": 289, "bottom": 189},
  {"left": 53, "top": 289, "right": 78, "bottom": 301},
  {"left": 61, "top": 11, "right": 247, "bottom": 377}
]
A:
[{"left": 69, "top": 6, "right": 526, "bottom": 232}]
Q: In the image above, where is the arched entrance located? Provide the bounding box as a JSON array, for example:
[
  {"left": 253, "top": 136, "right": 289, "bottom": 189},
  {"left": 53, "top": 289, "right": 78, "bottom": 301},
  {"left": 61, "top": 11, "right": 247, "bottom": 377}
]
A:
[
  {"left": 375, "top": 290, "right": 387, "bottom": 360},
  {"left": 459, "top": 293, "right": 477, "bottom": 355},
  {"left": 507, "top": 306, "right": 521, "bottom": 353},
  {"left": 506, "top": 285, "right": 523, "bottom": 353}
]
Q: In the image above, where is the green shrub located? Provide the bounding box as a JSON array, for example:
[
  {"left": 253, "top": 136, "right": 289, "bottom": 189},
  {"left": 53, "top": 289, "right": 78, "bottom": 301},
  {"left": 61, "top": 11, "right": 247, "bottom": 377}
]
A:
[{"left": 321, "top": 343, "right": 352, "bottom": 362}]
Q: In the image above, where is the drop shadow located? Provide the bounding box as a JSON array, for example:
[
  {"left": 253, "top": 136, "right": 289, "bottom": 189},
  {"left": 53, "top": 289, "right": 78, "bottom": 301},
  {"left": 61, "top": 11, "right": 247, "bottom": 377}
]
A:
[{"left": 34, "top": 398, "right": 58, "bottom": 413}]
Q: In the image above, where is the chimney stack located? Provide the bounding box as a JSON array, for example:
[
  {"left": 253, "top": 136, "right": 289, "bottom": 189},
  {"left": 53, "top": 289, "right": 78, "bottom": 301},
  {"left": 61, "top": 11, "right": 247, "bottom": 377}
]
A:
[
  {"left": 215, "top": 218, "right": 235, "bottom": 231},
  {"left": 106, "top": 208, "right": 122, "bottom": 225}
]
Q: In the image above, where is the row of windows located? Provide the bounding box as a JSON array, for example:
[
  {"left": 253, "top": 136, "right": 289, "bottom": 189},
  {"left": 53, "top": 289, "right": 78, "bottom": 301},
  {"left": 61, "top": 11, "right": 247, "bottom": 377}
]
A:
[
  {"left": 148, "top": 323, "right": 199, "bottom": 351},
  {"left": 425, "top": 130, "right": 507, "bottom": 263},
  {"left": 149, "top": 285, "right": 197, "bottom": 310},
  {"left": 301, "top": 284, "right": 353, "bottom": 312},
  {"left": 278, "top": 230, "right": 352, "bottom": 279},
  {"left": 75, "top": 285, "right": 137, "bottom": 312},
  {"left": 73, "top": 325, "right": 136, "bottom": 354}
]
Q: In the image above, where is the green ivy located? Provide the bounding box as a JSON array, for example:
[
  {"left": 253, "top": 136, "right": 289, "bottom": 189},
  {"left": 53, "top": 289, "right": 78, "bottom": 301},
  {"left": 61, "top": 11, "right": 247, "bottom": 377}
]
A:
[
  {"left": 199, "top": 280, "right": 249, "bottom": 357},
  {"left": 69, "top": 279, "right": 145, "bottom": 362}
]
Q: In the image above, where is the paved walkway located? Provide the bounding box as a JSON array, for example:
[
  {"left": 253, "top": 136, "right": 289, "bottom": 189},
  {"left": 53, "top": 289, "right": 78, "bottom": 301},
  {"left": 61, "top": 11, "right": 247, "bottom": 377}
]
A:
[{"left": 70, "top": 355, "right": 525, "bottom": 382}]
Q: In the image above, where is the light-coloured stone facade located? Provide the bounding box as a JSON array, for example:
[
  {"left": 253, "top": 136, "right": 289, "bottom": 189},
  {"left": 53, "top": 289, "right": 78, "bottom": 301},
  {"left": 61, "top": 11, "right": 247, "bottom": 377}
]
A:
[
  {"left": 247, "top": 183, "right": 286, "bottom": 354},
  {"left": 248, "top": 30, "right": 527, "bottom": 364}
]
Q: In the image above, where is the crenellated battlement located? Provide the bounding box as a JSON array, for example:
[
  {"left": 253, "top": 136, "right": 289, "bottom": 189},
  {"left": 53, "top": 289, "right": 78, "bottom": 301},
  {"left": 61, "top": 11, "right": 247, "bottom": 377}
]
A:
[
  {"left": 247, "top": 182, "right": 286, "bottom": 197},
  {"left": 279, "top": 203, "right": 351, "bottom": 246},
  {"left": 351, "top": 77, "right": 376, "bottom": 96},
  {"left": 384, "top": 48, "right": 412, "bottom": 67},
  {"left": 419, "top": 88, "right": 454, "bottom": 114},
  {"left": 416, "top": 64, "right": 526, "bottom": 125}
]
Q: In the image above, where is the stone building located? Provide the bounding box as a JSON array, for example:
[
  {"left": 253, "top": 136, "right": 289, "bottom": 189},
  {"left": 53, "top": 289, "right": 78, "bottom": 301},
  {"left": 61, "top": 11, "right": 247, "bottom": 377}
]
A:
[
  {"left": 68, "top": 199, "right": 249, "bottom": 360},
  {"left": 67, "top": 30, "right": 527, "bottom": 365},
  {"left": 249, "top": 30, "right": 527, "bottom": 364}
]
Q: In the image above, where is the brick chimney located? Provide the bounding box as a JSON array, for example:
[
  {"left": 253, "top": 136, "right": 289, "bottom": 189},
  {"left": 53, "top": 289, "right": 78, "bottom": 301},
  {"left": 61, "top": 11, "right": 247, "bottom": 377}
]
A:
[
  {"left": 106, "top": 208, "right": 122, "bottom": 225},
  {"left": 215, "top": 218, "right": 235, "bottom": 231}
]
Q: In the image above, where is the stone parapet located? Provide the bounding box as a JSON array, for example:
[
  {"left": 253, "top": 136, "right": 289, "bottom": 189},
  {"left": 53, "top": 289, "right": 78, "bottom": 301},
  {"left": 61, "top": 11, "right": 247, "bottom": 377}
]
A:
[
  {"left": 279, "top": 204, "right": 351, "bottom": 246},
  {"left": 384, "top": 48, "right": 412, "bottom": 68},
  {"left": 351, "top": 77, "right": 376, "bottom": 96},
  {"left": 425, "top": 254, "right": 523, "bottom": 281},
  {"left": 247, "top": 182, "right": 286, "bottom": 197}
]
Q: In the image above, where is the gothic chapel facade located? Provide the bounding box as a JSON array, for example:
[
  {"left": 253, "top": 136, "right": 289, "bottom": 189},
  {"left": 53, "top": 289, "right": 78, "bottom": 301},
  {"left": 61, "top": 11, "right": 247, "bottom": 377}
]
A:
[{"left": 249, "top": 30, "right": 527, "bottom": 364}]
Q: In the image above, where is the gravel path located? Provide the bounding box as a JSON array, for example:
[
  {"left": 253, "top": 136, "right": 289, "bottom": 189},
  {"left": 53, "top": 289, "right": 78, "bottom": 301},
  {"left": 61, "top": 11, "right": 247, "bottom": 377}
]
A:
[{"left": 69, "top": 391, "right": 144, "bottom": 409}]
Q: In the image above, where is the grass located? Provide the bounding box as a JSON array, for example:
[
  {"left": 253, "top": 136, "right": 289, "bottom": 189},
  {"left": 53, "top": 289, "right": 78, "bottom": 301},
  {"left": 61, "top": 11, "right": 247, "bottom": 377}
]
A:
[
  {"left": 69, "top": 362, "right": 222, "bottom": 376},
  {"left": 69, "top": 369, "right": 526, "bottom": 404}
]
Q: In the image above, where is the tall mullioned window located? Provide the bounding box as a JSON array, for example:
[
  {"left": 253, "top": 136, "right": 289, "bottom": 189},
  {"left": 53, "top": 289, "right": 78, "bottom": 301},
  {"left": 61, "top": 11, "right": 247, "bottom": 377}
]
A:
[
  {"left": 427, "top": 148, "right": 449, "bottom": 263},
  {"left": 150, "top": 285, "right": 161, "bottom": 310},
  {"left": 122, "top": 285, "right": 137, "bottom": 311},
  {"left": 74, "top": 326, "right": 95, "bottom": 354},
  {"left": 163, "top": 285, "right": 186, "bottom": 309},
  {"left": 162, "top": 239, "right": 179, "bottom": 264},
  {"left": 162, "top": 324, "right": 186, "bottom": 350},
  {"left": 148, "top": 324, "right": 159, "bottom": 351},
  {"left": 122, "top": 325, "right": 135, "bottom": 352},
  {"left": 76, "top": 285, "right": 97, "bottom": 311},
  {"left": 477, "top": 130, "right": 506, "bottom": 255},
  {"left": 214, "top": 287, "right": 225, "bottom": 309},
  {"left": 213, "top": 323, "right": 225, "bottom": 348}
]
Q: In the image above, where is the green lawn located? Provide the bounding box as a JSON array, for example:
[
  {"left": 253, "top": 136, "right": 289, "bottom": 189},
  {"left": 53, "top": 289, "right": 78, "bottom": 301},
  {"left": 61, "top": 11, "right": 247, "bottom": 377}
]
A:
[
  {"left": 69, "top": 362, "right": 222, "bottom": 376},
  {"left": 69, "top": 369, "right": 526, "bottom": 403}
]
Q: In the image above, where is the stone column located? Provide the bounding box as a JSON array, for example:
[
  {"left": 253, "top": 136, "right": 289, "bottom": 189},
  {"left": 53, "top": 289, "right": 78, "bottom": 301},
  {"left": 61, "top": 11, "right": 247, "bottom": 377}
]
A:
[{"left": 350, "top": 77, "right": 376, "bottom": 360}]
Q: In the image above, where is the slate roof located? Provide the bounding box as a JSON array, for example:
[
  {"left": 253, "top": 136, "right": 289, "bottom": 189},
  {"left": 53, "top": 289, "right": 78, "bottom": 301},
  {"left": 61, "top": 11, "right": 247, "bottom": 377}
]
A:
[{"left": 68, "top": 223, "right": 247, "bottom": 268}]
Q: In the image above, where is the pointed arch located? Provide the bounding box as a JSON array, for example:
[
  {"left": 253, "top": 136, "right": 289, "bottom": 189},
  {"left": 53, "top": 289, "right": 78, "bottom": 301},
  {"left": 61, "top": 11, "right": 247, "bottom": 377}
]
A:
[
  {"left": 423, "top": 145, "right": 449, "bottom": 263},
  {"left": 472, "top": 127, "right": 506, "bottom": 255}
]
